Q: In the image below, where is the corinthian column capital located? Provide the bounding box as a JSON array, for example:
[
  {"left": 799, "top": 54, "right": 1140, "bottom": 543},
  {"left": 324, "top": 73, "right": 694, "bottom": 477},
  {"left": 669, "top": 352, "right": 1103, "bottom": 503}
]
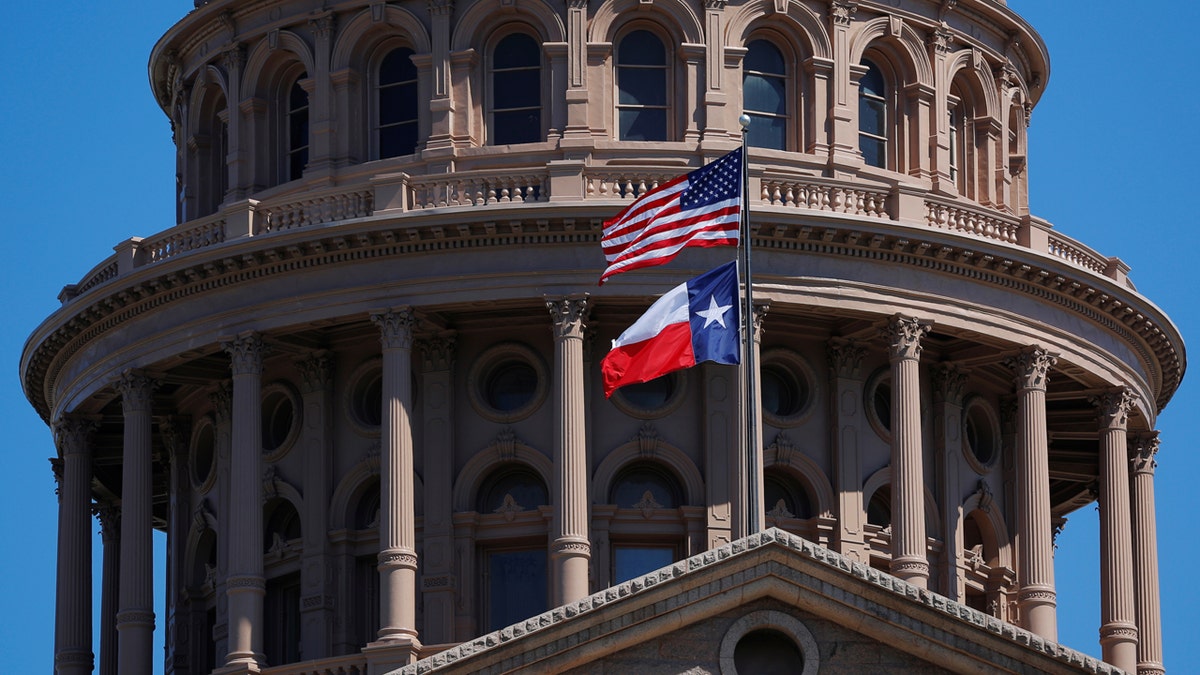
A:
[
  {"left": 881, "top": 315, "right": 930, "bottom": 362},
  {"left": 53, "top": 414, "right": 98, "bottom": 457},
  {"left": 826, "top": 337, "right": 866, "bottom": 378},
  {"left": 546, "top": 294, "right": 590, "bottom": 340},
  {"left": 1005, "top": 347, "right": 1057, "bottom": 392},
  {"left": 222, "top": 333, "right": 266, "bottom": 376},
  {"left": 116, "top": 371, "right": 159, "bottom": 414},
  {"left": 1129, "top": 432, "right": 1160, "bottom": 476},
  {"left": 1091, "top": 388, "right": 1135, "bottom": 431},
  {"left": 371, "top": 307, "right": 416, "bottom": 350},
  {"left": 932, "top": 363, "right": 968, "bottom": 405}
]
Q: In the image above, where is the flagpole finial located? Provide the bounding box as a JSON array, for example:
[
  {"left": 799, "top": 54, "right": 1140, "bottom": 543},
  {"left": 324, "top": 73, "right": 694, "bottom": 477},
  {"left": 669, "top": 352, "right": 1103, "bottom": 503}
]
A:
[{"left": 738, "top": 113, "right": 751, "bottom": 131}]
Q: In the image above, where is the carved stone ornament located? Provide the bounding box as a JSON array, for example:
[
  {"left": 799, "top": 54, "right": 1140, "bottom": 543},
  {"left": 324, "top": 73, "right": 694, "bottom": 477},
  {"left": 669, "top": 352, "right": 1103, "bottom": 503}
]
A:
[
  {"left": 633, "top": 490, "right": 664, "bottom": 517},
  {"left": 371, "top": 307, "right": 415, "bottom": 350},
  {"left": 766, "top": 498, "right": 794, "bottom": 520},
  {"left": 636, "top": 423, "right": 660, "bottom": 458},
  {"left": 309, "top": 14, "right": 336, "bottom": 39},
  {"left": 210, "top": 381, "right": 233, "bottom": 426},
  {"left": 492, "top": 427, "right": 519, "bottom": 462},
  {"left": 768, "top": 432, "right": 795, "bottom": 465},
  {"left": 546, "top": 295, "right": 590, "bottom": 340},
  {"left": 881, "top": 315, "right": 931, "bottom": 361},
  {"left": 379, "top": 550, "right": 419, "bottom": 568},
  {"left": 223, "top": 333, "right": 266, "bottom": 376},
  {"left": 826, "top": 338, "right": 866, "bottom": 378},
  {"left": 192, "top": 499, "right": 215, "bottom": 532},
  {"left": 427, "top": 0, "right": 455, "bottom": 17},
  {"left": 117, "top": 370, "right": 160, "bottom": 413},
  {"left": 297, "top": 351, "right": 334, "bottom": 393},
  {"left": 831, "top": 0, "right": 859, "bottom": 26},
  {"left": 552, "top": 539, "right": 591, "bottom": 556},
  {"left": 937, "top": 0, "right": 957, "bottom": 21},
  {"left": 932, "top": 363, "right": 967, "bottom": 404},
  {"left": 94, "top": 502, "right": 121, "bottom": 541},
  {"left": 52, "top": 414, "right": 97, "bottom": 457},
  {"left": 975, "top": 479, "right": 993, "bottom": 513},
  {"left": 1129, "top": 432, "right": 1160, "bottom": 475},
  {"left": 418, "top": 333, "right": 456, "bottom": 372},
  {"left": 1005, "top": 347, "right": 1056, "bottom": 391},
  {"left": 1091, "top": 388, "right": 1134, "bottom": 430},
  {"left": 705, "top": 0, "right": 726, "bottom": 11},
  {"left": 752, "top": 303, "right": 770, "bottom": 343},
  {"left": 226, "top": 575, "right": 266, "bottom": 591},
  {"left": 220, "top": 42, "right": 246, "bottom": 73},
  {"left": 494, "top": 493, "right": 524, "bottom": 521},
  {"left": 929, "top": 25, "right": 955, "bottom": 53}
]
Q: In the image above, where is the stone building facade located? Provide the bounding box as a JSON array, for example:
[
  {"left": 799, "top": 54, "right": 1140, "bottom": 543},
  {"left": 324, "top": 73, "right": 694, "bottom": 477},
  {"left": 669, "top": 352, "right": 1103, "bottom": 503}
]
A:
[{"left": 23, "top": 0, "right": 1181, "bottom": 673}]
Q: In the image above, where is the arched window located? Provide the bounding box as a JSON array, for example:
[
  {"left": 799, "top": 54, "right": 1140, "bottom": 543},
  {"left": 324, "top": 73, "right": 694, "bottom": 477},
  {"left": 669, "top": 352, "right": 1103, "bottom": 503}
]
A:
[
  {"left": 490, "top": 32, "right": 542, "bottom": 145},
  {"left": 477, "top": 464, "right": 548, "bottom": 514},
  {"left": 743, "top": 39, "right": 787, "bottom": 150},
  {"left": 616, "top": 29, "right": 668, "bottom": 141},
  {"left": 764, "top": 469, "right": 813, "bottom": 520},
  {"left": 378, "top": 48, "right": 418, "bottom": 158},
  {"left": 948, "top": 101, "right": 960, "bottom": 185},
  {"left": 858, "top": 60, "right": 887, "bottom": 168},
  {"left": 610, "top": 461, "right": 683, "bottom": 508},
  {"left": 866, "top": 485, "right": 891, "bottom": 528},
  {"left": 286, "top": 74, "right": 310, "bottom": 182}
]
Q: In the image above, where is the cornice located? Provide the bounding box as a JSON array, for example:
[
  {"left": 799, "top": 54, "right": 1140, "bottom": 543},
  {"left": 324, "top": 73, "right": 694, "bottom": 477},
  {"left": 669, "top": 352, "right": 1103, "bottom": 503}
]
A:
[{"left": 20, "top": 205, "right": 1183, "bottom": 425}]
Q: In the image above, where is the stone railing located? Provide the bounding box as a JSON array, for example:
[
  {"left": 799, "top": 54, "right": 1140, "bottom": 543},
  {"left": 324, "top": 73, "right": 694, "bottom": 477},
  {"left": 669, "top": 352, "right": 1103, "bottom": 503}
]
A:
[
  {"left": 584, "top": 170, "right": 680, "bottom": 200},
  {"left": 925, "top": 198, "right": 1020, "bottom": 245},
  {"left": 408, "top": 170, "right": 549, "bottom": 208},
  {"left": 74, "top": 259, "right": 119, "bottom": 296},
  {"left": 143, "top": 212, "right": 227, "bottom": 264},
  {"left": 759, "top": 176, "right": 891, "bottom": 218},
  {"left": 260, "top": 188, "right": 374, "bottom": 232},
  {"left": 1046, "top": 231, "right": 1110, "bottom": 276},
  {"left": 259, "top": 654, "right": 367, "bottom": 675}
]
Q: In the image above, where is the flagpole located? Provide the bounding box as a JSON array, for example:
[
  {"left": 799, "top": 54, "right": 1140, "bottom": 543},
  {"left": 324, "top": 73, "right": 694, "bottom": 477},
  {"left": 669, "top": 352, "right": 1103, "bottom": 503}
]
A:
[{"left": 737, "top": 114, "right": 761, "bottom": 535}]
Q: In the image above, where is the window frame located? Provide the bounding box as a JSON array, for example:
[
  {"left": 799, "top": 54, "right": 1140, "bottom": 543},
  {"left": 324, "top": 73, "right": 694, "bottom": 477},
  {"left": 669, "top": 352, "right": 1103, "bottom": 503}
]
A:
[
  {"left": 374, "top": 45, "right": 420, "bottom": 160},
  {"left": 742, "top": 37, "right": 790, "bottom": 151},
  {"left": 487, "top": 28, "right": 545, "bottom": 146},
  {"left": 614, "top": 26, "right": 672, "bottom": 142},
  {"left": 857, "top": 58, "right": 889, "bottom": 169},
  {"left": 284, "top": 72, "right": 310, "bottom": 183}
]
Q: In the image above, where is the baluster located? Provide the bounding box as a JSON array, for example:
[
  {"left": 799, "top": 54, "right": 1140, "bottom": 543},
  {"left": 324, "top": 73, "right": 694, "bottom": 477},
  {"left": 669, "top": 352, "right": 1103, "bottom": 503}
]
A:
[{"left": 783, "top": 184, "right": 794, "bottom": 208}]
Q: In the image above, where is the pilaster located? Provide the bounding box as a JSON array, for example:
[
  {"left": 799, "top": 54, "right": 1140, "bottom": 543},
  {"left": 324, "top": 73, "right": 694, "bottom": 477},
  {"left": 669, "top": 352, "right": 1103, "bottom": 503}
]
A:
[
  {"left": 417, "top": 333, "right": 457, "bottom": 645},
  {"left": 826, "top": 338, "right": 868, "bottom": 563},
  {"left": 297, "top": 351, "right": 335, "bottom": 658},
  {"left": 933, "top": 363, "right": 967, "bottom": 600}
]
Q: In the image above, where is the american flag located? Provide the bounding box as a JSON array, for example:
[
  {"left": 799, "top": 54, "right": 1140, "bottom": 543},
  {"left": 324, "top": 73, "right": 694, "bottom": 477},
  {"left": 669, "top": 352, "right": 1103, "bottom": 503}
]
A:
[{"left": 599, "top": 148, "right": 742, "bottom": 284}]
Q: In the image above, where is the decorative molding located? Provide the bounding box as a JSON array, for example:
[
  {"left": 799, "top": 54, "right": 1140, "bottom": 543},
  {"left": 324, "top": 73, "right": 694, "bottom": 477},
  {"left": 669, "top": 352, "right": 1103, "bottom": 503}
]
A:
[
  {"left": 225, "top": 575, "right": 266, "bottom": 590},
  {"left": 308, "top": 14, "right": 336, "bottom": 39},
  {"left": 117, "top": 369, "right": 159, "bottom": 413},
  {"left": 492, "top": 427, "right": 520, "bottom": 462},
  {"left": 636, "top": 423, "right": 659, "bottom": 458},
  {"left": 427, "top": 0, "right": 455, "bottom": 16},
  {"left": 94, "top": 501, "right": 121, "bottom": 541},
  {"left": 296, "top": 350, "right": 334, "bottom": 394},
  {"left": 494, "top": 493, "right": 524, "bottom": 521},
  {"left": 417, "top": 333, "right": 457, "bottom": 372},
  {"left": 1129, "top": 431, "right": 1159, "bottom": 476},
  {"left": 831, "top": 0, "right": 858, "bottom": 26},
  {"left": 1091, "top": 388, "right": 1134, "bottom": 430},
  {"left": 752, "top": 303, "right": 769, "bottom": 344},
  {"left": 826, "top": 338, "right": 866, "bottom": 379},
  {"left": 546, "top": 295, "right": 590, "bottom": 340},
  {"left": 768, "top": 432, "right": 795, "bottom": 466},
  {"left": 371, "top": 307, "right": 416, "bottom": 350},
  {"left": 379, "top": 550, "right": 419, "bottom": 568},
  {"left": 222, "top": 333, "right": 266, "bottom": 376},
  {"left": 52, "top": 414, "right": 97, "bottom": 457},
  {"left": 929, "top": 25, "right": 955, "bottom": 54},
  {"left": 881, "top": 315, "right": 931, "bottom": 362},
  {"left": 932, "top": 363, "right": 967, "bottom": 405},
  {"left": 1005, "top": 347, "right": 1056, "bottom": 392}
]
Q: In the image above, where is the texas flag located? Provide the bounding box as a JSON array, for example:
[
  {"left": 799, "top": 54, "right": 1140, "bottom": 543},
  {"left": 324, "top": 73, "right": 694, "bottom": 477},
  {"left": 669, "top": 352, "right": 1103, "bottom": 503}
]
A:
[{"left": 601, "top": 262, "right": 740, "bottom": 398}]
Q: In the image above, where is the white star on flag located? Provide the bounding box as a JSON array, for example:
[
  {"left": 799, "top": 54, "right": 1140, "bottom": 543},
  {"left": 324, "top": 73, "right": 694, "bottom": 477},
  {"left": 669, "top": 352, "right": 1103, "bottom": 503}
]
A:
[{"left": 695, "top": 295, "right": 733, "bottom": 329}]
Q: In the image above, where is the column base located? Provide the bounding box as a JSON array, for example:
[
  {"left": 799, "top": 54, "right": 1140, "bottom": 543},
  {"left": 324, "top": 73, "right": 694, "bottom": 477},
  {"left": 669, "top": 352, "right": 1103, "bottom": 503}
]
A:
[
  {"left": 363, "top": 635, "right": 423, "bottom": 675},
  {"left": 889, "top": 556, "right": 930, "bottom": 589},
  {"left": 212, "top": 661, "right": 263, "bottom": 675},
  {"left": 53, "top": 649, "right": 94, "bottom": 675},
  {"left": 1100, "top": 622, "right": 1138, "bottom": 673},
  {"left": 1018, "top": 586, "right": 1057, "bottom": 641}
]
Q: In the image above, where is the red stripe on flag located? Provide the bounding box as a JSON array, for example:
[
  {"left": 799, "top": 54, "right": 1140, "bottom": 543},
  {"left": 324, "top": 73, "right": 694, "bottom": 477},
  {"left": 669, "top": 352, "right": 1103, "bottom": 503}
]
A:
[{"left": 601, "top": 321, "right": 695, "bottom": 397}]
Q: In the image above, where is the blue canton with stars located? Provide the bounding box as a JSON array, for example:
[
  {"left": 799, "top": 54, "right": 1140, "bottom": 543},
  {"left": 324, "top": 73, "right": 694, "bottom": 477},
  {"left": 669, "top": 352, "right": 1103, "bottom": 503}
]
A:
[
  {"left": 686, "top": 261, "right": 740, "bottom": 366},
  {"left": 679, "top": 148, "right": 743, "bottom": 210}
]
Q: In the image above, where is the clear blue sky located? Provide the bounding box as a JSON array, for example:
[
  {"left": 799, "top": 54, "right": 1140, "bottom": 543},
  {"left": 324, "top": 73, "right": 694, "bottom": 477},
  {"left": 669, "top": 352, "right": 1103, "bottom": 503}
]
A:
[{"left": 2, "top": 1, "right": 1195, "bottom": 673}]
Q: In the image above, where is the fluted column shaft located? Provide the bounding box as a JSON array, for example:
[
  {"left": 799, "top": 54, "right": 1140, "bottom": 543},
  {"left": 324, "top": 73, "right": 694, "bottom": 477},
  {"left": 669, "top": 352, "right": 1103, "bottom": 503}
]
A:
[
  {"left": 1094, "top": 389, "right": 1138, "bottom": 672},
  {"left": 1130, "top": 433, "right": 1164, "bottom": 675},
  {"left": 882, "top": 316, "right": 930, "bottom": 588},
  {"left": 96, "top": 505, "right": 121, "bottom": 675},
  {"left": 53, "top": 415, "right": 96, "bottom": 675},
  {"left": 222, "top": 334, "right": 266, "bottom": 668},
  {"left": 371, "top": 309, "right": 420, "bottom": 645},
  {"left": 117, "top": 371, "right": 158, "bottom": 674},
  {"left": 1008, "top": 347, "right": 1057, "bottom": 639},
  {"left": 547, "top": 295, "right": 590, "bottom": 605}
]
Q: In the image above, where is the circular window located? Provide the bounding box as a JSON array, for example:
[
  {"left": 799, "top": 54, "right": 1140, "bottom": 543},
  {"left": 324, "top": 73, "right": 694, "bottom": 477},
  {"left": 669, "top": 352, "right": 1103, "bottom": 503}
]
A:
[
  {"left": 610, "top": 372, "right": 686, "bottom": 419},
  {"left": 962, "top": 395, "right": 1000, "bottom": 473},
  {"left": 734, "top": 629, "right": 804, "bottom": 675},
  {"left": 759, "top": 349, "right": 815, "bottom": 426},
  {"left": 468, "top": 343, "right": 548, "bottom": 423},
  {"left": 261, "top": 382, "right": 301, "bottom": 461},
  {"left": 190, "top": 418, "right": 217, "bottom": 494},
  {"left": 345, "top": 358, "right": 383, "bottom": 436},
  {"left": 865, "top": 368, "right": 892, "bottom": 440}
]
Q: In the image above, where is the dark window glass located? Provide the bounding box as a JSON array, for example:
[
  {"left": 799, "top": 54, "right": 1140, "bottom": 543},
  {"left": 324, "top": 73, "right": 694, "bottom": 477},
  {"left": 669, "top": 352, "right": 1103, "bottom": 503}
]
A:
[
  {"left": 264, "top": 572, "right": 302, "bottom": 665},
  {"left": 764, "top": 470, "right": 813, "bottom": 519},
  {"left": 479, "top": 466, "right": 549, "bottom": 513},
  {"left": 858, "top": 60, "right": 886, "bottom": 168},
  {"left": 613, "top": 545, "right": 676, "bottom": 584},
  {"left": 616, "top": 374, "right": 674, "bottom": 410},
  {"left": 734, "top": 630, "right": 804, "bottom": 675},
  {"left": 867, "top": 486, "right": 891, "bottom": 528},
  {"left": 485, "top": 361, "right": 538, "bottom": 412},
  {"left": 354, "top": 371, "right": 383, "bottom": 428},
  {"left": 744, "top": 40, "right": 787, "bottom": 150},
  {"left": 761, "top": 364, "right": 806, "bottom": 418},
  {"left": 617, "top": 30, "right": 667, "bottom": 141},
  {"left": 491, "top": 33, "right": 541, "bottom": 145},
  {"left": 378, "top": 48, "right": 418, "bottom": 158},
  {"left": 486, "top": 549, "right": 547, "bottom": 631},
  {"left": 262, "top": 391, "right": 295, "bottom": 452},
  {"left": 873, "top": 378, "right": 891, "bottom": 432},
  {"left": 287, "top": 75, "right": 309, "bottom": 181},
  {"left": 611, "top": 463, "right": 682, "bottom": 508},
  {"left": 354, "top": 480, "right": 381, "bottom": 530},
  {"left": 263, "top": 499, "right": 301, "bottom": 552}
]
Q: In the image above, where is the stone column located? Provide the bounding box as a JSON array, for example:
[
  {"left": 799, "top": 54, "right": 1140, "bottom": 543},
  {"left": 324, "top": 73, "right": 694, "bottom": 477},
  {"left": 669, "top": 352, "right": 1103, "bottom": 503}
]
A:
[
  {"left": 1129, "top": 432, "right": 1164, "bottom": 675},
  {"left": 116, "top": 371, "right": 159, "bottom": 675},
  {"left": 418, "top": 334, "right": 457, "bottom": 645},
  {"left": 881, "top": 315, "right": 931, "bottom": 588},
  {"left": 161, "top": 416, "right": 191, "bottom": 675},
  {"left": 927, "top": 25, "right": 955, "bottom": 193},
  {"left": 297, "top": 352, "right": 334, "bottom": 657},
  {"left": 307, "top": 14, "right": 336, "bottom": 172},
  {"left": 221, "top": 44, "right": 249, "bottom": 200},
  {"left": 367, "top": 309, "right": 421, "bottom": 664},
  {"left": 546, "top": 295, "right": 591, "bottom": 605},
  {"left": 737, "top": 304, "right": 769, "bottom": 537},
  {"left": 95, "top": 503, "right": 121, "bottom": 675},
  {"left": 1092, "top": 389, "right": 1137, "bottom": 672},
  {"left": 53, "top": 414, "right": 97, "bottom": 675},
  {"left": 933, "top": 364, "right": 967, "bottom": 601},
  {"left": 222, "top": 334, "right": 266, "bottom": 669},
  {"left": 1006, "top": 347, "right": 1057, "bottom": 640},
  {"left": 425, "top": 0, "right": 456, "bottom": 152},
  {"left": 827, "top": 338, "right": 868, "bottom": 563},
  {"left": 828, "top": 0, "right": 860, "bottom": 173}
]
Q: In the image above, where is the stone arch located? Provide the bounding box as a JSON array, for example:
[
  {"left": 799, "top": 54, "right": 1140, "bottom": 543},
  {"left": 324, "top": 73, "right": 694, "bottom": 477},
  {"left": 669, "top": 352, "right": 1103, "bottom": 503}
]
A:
[
  {"left": 724, "top": 0, "right": 830, "bottom": 61},
  {"left": 961, "top": 486, "right": 1012, "bottom": 570},
  {"left": 330, "top": 447, "right": 425, "bottom": 529},
  {"left": 183, "top": 502, "right": 220, "bottom": 589},
  {"left": 452, "top": 0, "right": 565, "bottom": 52},
  {"left": 862, "top": 466, "right": 940, "bottom": 539},
  {"left": 331, "top": 5, "right": 431, "bottom": 71},
  {"left": 946, "top": 49, "right": 999, "bottom": 120},
  {"left": 241, "top": 30, "right": 316, "bottom": 101},
  {"left": 847, "top": 16, "right": 934, "bottom": 89},
  {"left": 453, "top": 435, "right": 553, "bottom": 513},
  {"left": 592, "top": 433, "right": 704, "bottom": 506},
  {"left": 763, "top": 437, "right": 835, "bottom": 518},
  {"left": 718, "top": 610, "right": 820, "bottom": 675},
  {"left": 590, "top": 0, "right": 703, "bottom": 45}
]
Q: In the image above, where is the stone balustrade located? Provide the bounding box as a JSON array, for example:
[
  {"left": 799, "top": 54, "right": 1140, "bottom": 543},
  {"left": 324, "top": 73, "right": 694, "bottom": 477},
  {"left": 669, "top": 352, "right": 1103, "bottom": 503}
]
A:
[
  {"left": 144, "top": 212, "right": 227, "bottom": 263},
  {"left": 409, "top": 171, "right": 549, "bottom": 208},
  {"left": 259, "top": 653, "right": 367, "bottom": 675},
  {"left": 760, "top": 177, "right": 891, "bottom": 219},
  {"left": 925, "top": 198, "right": 1020, "bottom": 245}
]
